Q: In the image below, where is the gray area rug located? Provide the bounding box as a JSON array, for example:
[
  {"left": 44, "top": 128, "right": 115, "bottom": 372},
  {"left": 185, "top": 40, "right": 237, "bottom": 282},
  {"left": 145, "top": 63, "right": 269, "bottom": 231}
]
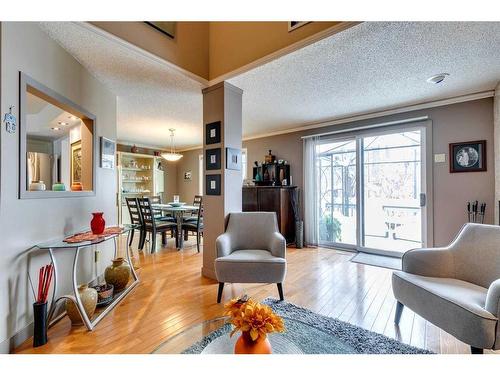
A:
[
  {"left": 351, "top": 252, "right": 402, "bottom": 271},
  {"left": 182, "top": 298, "right": 432, "bottom": 354}
]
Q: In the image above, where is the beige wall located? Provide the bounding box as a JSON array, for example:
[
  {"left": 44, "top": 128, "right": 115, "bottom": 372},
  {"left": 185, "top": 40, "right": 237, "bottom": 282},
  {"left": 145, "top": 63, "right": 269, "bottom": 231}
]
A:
[
  {"left": 174, "top": 99, "right": 494, "bottom": 249},
  {"left": 0, "top": 22, "right": 117, "bottom": 351},
  {"left": 175, "top": 149, "right": 202, "bottom": 203},
  {"left": 243, "top": 98, "right": 495, "bottom": 247},
  {"left": 91, "top": 22, "right": 210, "bottom": 80},
  {"left": 209, "top": 22, "right": 347, "bottom": 79}
]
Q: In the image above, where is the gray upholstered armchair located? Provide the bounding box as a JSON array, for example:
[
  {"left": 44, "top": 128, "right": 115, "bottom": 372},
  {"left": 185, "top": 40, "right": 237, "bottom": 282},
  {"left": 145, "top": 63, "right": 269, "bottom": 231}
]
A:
[
  {"left": 392, "top": 223, "right": 500, "bottom": 354},
  {"left": 214, "top": 212, "right": 287, "bottom": 303}
]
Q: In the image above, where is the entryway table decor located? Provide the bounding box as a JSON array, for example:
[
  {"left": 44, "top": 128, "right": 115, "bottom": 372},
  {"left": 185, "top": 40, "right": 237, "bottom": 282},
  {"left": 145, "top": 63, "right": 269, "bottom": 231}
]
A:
[
  {"left": 28, "top": 224, "right": 139, "bottom": 332},
  {"left": 90, "top": 212, "right": 106, "bottom": 234},
  {"left": 104, "top": 257, "right": 131, "bottom": 293},
  {"left": 65, "top": 284, "right": 98, "bottom": 325}
]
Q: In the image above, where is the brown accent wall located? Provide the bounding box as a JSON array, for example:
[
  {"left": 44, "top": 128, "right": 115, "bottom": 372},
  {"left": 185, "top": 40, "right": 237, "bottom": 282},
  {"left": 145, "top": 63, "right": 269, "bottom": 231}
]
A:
[
  {"left": 208, "top": 22, "right": 349, "bottom": 79},
  {"left": 92, "top": 21, "right": 355, "bottom": 82},
  {"left": 176, "top": 149, "right": 203, "bottom": 203},
  {"left": 91, "top": 22, "right": 210, "bottom": 80},
  {"left": 243, "top": 98, "right": 494, "bottom": 247}
]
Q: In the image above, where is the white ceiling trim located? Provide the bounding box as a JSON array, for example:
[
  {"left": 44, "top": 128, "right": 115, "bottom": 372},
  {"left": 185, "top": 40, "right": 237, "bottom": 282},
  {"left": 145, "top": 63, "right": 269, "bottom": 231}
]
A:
[
  {"left": 177, "top": 89, "right": 495, "bottom": 152},
  {"left": 241, "top": 90, "right": 494, "bottom": 141},
  {"left": 74, "top": 22, "right": 209, "bottom": 86},
  {"left": 208, "top": 21, "right": 360, "bottom": 86}
]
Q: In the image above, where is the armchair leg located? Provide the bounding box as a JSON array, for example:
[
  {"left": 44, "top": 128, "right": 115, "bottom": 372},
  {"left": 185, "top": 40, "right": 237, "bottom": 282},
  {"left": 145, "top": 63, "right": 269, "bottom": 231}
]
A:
[
  {"left": 217, "top": 282, "right": 224, "bottom": 303},
  {"left": 471, "top": 346, "right": 484, "bottom": 354},
  {"left": 277, "top": 283, "right": 284, "bottom": 301},
  {"left": 394, "top": 301, "right": 404, "bottom": 325}
]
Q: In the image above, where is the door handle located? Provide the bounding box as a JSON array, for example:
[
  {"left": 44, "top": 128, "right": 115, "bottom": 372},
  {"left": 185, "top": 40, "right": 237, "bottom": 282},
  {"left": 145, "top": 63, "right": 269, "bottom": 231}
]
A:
[{"left": 420, "top": 193, "right": 426, "bottom": 207}]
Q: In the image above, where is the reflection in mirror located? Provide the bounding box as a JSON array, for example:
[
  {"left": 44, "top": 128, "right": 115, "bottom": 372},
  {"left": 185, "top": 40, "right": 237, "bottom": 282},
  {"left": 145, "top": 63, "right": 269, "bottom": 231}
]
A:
[{"left": 22, "top": 77, "right": 95, "bottom": 195}]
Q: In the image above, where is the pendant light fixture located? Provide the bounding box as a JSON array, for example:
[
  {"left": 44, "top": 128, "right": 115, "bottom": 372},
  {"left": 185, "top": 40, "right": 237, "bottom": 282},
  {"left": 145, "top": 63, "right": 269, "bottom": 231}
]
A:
[{"left": 161, "top": 128, "right": 183, "bottom": 162}]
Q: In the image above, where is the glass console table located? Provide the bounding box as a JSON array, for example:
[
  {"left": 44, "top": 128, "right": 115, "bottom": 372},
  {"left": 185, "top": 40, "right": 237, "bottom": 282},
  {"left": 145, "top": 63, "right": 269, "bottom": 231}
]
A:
[
  {"left": 29, "top": 224, "right": 139, "bottom": 331},
  {"left": 152, "top": 316, "right": 356, "bottom": 354}
]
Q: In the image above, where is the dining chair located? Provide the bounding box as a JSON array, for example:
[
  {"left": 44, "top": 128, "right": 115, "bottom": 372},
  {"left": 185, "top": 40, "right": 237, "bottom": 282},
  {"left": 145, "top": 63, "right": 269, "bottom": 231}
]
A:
[
  {"left": 125, "top": 197, "right": 144, "bottom": 247},
  {"left": 148, "top": 195, "right": 175, "bottom": 222},
  {"left": 181, "top": 204, "right": 203, "bottom": 252},
  {"left": 148, "top": 195, "right": 176, "bottom": 238},
  {"left": 137, "top": 197, "right": 178, "bottom": 253},
  {"left": 183, "top": 195, "right": 203, "bottom": 223}
]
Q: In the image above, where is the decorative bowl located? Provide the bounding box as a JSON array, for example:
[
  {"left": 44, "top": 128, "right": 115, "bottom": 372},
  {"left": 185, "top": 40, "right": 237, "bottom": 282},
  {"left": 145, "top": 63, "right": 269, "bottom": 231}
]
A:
[
  {"left": 92, "top": 283, "right": 114, "bottom": 307},
  {"left": 168, "top": 202, "right": 185, "bottom": 207}
]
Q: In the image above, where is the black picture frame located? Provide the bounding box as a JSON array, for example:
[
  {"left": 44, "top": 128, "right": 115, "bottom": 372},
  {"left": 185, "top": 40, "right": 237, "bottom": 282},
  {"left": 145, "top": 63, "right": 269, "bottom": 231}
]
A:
[
  {"left": 205, "top": 121, "right": 221, "bottom": 145},
  {"left": 226, "top": 147, "right": 241, "bottom": 171},
  {"left": 205, "top": 174, "right": 221, "bottom": 196},
  {"left": 449, "top": 140, "right": 486, "bottom": 173},
  {"left": 205, "top": 148, "right": 221, "bottom": 170}
]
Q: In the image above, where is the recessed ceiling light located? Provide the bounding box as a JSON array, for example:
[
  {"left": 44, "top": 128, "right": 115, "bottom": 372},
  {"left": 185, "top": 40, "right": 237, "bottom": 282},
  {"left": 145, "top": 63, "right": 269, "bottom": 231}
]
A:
[
  {"left": 51, "top": 127, "right": 60, "bottom": 131},
  {"left": 58, "top": 121, "right": 69, "bottom": 126},
  {"left": 427, "top": 73, "right": 450, "bottom": 84},
  {"left": 68, "top": 116, "right": 77, "bottom": 120}
]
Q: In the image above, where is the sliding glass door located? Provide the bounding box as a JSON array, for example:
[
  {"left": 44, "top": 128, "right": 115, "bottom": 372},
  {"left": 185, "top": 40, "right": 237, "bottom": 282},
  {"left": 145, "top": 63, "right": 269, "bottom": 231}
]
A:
[
  {"left": 315, "top": 126, "right": 426, "bottom": 256},
  {"left": 361, "top": 130, "right": 423, "bottom": 254},
  {"left": 318, "top": 139, "right": 357, "bottom": 248}
]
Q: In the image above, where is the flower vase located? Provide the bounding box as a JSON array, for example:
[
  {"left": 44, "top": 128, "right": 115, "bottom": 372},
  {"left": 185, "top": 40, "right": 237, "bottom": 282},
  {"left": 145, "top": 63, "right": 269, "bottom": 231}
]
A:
[
  {"left": 65, "top": 284, "right": 98, "bottom": 325},
  {"left": 104, "top": 258, "right": 131, "bottom": 292},
  {"left": 90, "top": 212, "right": 105, "bottom": 234},
  {"left": 234, "top": 331, "right": 272, "bottom": 354}
]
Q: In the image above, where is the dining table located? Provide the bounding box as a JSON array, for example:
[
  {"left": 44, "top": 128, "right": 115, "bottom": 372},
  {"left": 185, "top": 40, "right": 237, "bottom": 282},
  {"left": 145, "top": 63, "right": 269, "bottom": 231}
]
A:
[{"left": 152, "top": 203, "right": 200, "bottom": 250}]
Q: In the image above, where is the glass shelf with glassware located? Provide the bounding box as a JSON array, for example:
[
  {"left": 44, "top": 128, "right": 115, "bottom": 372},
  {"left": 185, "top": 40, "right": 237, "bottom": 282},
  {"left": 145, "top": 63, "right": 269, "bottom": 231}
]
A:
[{"left": 117, "top": 151, "right": 165, "bottom": 225}]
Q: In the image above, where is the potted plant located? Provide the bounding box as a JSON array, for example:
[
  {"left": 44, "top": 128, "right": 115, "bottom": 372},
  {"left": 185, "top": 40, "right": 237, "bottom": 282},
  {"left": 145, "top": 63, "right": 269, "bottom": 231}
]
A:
[
  {"left": 319, "top": 214, "right": 342, "bottom": 242},
  {"left": 224, "top": 296, "right": 285, "bottom": 354}
]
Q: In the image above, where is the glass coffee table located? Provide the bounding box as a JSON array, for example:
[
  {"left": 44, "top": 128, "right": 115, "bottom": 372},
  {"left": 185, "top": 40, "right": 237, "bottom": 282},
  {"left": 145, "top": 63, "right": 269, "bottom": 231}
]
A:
[{"left": 152, "top": 316, "right": 356, "bottom": 354}]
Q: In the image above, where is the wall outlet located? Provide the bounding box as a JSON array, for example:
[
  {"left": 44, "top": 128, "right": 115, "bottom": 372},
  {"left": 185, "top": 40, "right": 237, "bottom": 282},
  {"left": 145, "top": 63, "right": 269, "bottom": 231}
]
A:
[{"left": 434, "top": 153, "right": 446, "bottom": 163}]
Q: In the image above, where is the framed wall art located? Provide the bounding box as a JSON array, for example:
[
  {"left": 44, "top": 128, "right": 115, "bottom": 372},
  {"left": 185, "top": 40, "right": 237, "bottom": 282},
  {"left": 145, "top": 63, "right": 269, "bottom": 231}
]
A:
[
  {"left": 205, "top": 174, "right": 221, "bottom": 196},
  {"left": 205, "top": 148, "right": 221, "bottom": 170},
  {"left": 449, "top": 140, "right": 486, "bottom": 173},
  {"left": 100, "top": 137, "right": 116, "bottom": 169},
  {"left": 205, "top": 121, "right": 221, "bottom": 145},
  {"left": 70, "top": 140, "right": 82, "bottom": 185},
  {"left": 226, "top": 147, "right": 241, "bottom": 171}
]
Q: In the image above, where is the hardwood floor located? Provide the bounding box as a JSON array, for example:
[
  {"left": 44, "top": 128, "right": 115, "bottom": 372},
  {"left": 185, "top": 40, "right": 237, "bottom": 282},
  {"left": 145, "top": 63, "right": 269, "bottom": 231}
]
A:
[{"left": 15, "top": 235, "right": 497, "bottom": 354}]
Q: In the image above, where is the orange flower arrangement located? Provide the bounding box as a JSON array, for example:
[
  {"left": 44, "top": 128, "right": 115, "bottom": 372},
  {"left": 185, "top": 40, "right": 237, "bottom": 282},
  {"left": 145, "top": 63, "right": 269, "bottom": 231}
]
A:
[{"left": 224, "top": 296, "right": 285, "bottom": 341}]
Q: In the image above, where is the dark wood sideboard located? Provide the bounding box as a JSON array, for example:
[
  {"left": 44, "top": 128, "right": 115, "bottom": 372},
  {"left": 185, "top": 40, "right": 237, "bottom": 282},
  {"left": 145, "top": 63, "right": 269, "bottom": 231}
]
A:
[{"left": 242, "top": 186, "right": 297, "bottom": 243}]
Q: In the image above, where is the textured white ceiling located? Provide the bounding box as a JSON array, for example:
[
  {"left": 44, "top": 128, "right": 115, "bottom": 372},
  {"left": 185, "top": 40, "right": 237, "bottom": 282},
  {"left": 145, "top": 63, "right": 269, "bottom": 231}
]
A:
[
  {"left": 39, "top": 22, "right": 500, "bottom": 149},
  {"left": 39, "top": 22, "right": 204, "bottom": 149},
  {"left": 229, "top": 21, "right": 500, "bottom": 138}
]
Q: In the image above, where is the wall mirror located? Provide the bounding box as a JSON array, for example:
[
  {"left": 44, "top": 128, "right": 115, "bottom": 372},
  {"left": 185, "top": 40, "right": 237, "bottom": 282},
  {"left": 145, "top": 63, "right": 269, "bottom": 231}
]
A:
[{"left": 19, "top": 72, "right": 96, "bottom": 198}]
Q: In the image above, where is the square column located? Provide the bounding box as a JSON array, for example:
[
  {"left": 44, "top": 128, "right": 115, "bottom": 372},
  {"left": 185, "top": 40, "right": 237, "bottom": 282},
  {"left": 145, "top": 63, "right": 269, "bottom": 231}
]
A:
[{"left": 202, "top": 82, "right": 243, "bottom": 279}]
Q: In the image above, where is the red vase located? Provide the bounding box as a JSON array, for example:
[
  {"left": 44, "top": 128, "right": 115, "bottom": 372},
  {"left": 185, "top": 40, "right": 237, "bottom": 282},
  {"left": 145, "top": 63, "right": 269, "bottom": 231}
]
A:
[{"left": 90, "top": 212, "right": 105, "bottom": 234}]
